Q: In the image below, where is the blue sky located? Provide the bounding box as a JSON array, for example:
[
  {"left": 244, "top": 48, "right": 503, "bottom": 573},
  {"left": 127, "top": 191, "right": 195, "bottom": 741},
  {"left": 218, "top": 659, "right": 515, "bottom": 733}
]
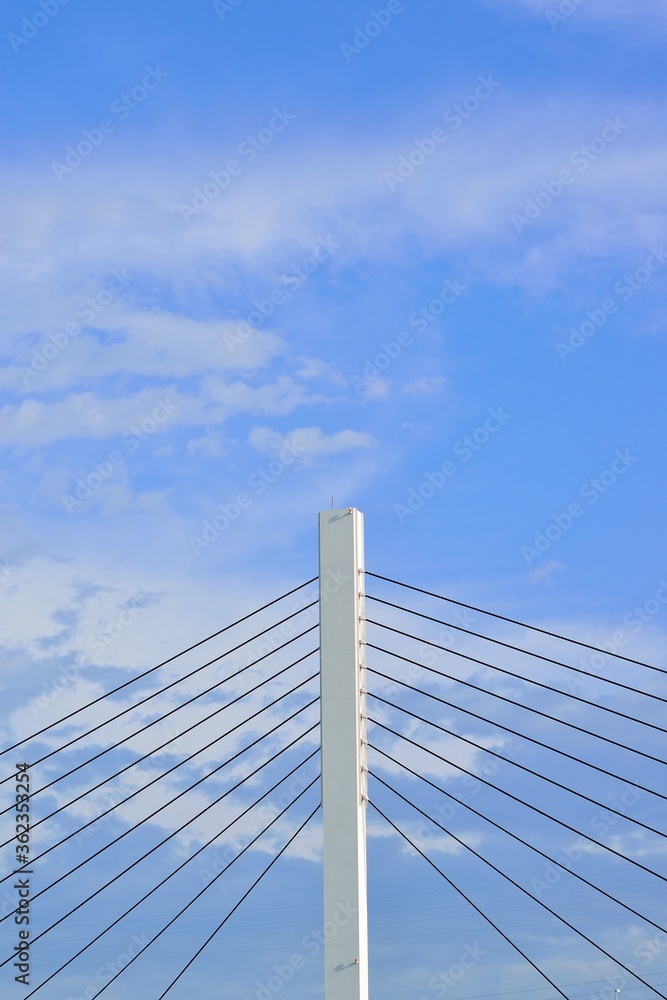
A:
[{"left": 1, "top": 0, "right": 667, "bottom": 997}]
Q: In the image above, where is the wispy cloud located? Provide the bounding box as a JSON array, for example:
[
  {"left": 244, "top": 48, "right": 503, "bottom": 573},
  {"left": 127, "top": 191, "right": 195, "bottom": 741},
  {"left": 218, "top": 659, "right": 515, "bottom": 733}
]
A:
[
  {"left": 249, "top": 425, "right": 376, "bottom": 464},
  {"left": 502, "top": 0, "right": 667, "bottom": 28}
]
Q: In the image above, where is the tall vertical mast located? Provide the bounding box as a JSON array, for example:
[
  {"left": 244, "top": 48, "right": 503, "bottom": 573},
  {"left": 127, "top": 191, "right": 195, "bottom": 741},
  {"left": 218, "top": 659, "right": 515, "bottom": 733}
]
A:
[{"left": 318, "top": 507, "right": 369, "bottom": 1000}]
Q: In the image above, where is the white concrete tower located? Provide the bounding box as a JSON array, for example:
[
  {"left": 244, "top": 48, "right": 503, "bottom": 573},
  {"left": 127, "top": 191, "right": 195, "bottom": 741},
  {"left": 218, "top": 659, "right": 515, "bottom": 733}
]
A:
[{"left": 318, "top": 507, "right": 369, "bottom": 1000}]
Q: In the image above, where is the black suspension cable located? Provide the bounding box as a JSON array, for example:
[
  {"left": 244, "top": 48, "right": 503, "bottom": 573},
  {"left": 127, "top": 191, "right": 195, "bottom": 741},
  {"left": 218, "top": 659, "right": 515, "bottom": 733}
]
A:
[
  {"left": 0, "top": 620, "right": 318, "bottom": 819},
  {"left": 26, "top": 784, "right": 319, "bottom": 1000},
  {"left": 0, "top": 646, "right": 318, "bottom": 853},
  {"left": 91, "top": 790, "right": 321, "bottom": 1000},
  {"left": 369, "top": 800, "right": 570, "bottom": 1000},
  {"left": 0, "top": 679, "right": 319, "bottom": 906},
  {"left": 368, "top": 717, "right": 667, "bottom": 886},
  {"left": 368, "top": 666, "right": 667, "bottom": 803},
  {"left": 369, "top": 743, "right": 667, "bottom": 937},
  {"left": 16, "top": 740, "right": 319, "bottom": 989},
  {"left": 369, "top": 691, "right": 667, "bottom": 839},
  {"left": 367, "top": 594, "right": 667, "bottom": 703},
  {"left": 368, "top": 619, "right": 667, "bottom": 735},
  {"left": 154, "top": 802, "right": 321, "bottom": 1000},
  {"left": 366, "top": 572, "right": 666, "bottom": 674},
  {"left": 376, "top": 776, "right": 667, "bottom": 998},
  {"left": 1, "top": 576, "right": 317, "bottom": 756},
  {"left": 371, "top": 771, "right": 667, "bottom": 998},
  {"left": 6, "top": 606, "right": 318, "bottom": 787},
  {"left": 0, "top": 674, "right": 318, "bottom": 907},
  {"left": 368, "top": 643, "right": 667, "bottom": 767}
]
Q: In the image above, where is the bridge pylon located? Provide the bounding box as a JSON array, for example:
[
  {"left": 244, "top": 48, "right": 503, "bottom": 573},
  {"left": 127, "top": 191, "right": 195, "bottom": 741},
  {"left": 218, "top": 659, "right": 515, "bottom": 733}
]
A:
[{"left": 318, "top": 507, "right": 369, "bottom": 1000}]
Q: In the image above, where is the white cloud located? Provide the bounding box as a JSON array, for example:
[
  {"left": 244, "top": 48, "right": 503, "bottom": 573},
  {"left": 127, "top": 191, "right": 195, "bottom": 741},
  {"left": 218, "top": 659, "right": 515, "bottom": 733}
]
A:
[
  {"left": 185, "top": 430, "right": 230, "bottom": 458},
  {"left": 368, "top": 815, "right": 473, "bottom": 856},
  {"left": 2, "top": 92, "right": 666, "bottom": 351},
  {"left": 529, "top": 560, "right": 567, "bottom": 585},
  {"left": 249, "top": 425, "right": 376, "bottom": 465},
  {"left": 203, "top": 374, "right": 325, "bottom": 417},
  {"left": 4, "top": 311, "right": 283, "bottom": 394},
  {"left": 501, "top": 0, "right": 667, "bottom": 28},
  {"left": 364, "top": 376, "right": 392, "bottom": 400},
  {"left": 401, "top": 376, "right": 446, "bottom": 397},
  {"left": 0, "top": 387, "right": 192, "bottom": 447},
  {"left": 294, "top": 356, "right": 347, "bottom": 384},
  {"left": 0, "top": 375, "right": 331, "bottom": 448}
]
